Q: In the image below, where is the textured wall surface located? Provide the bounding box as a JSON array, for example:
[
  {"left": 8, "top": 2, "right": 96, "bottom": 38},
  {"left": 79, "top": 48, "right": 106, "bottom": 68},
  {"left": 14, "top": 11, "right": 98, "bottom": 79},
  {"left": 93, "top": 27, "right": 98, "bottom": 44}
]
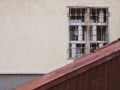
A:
[{"left": 0, "top": 0, "right": 120, "bottom": 73}]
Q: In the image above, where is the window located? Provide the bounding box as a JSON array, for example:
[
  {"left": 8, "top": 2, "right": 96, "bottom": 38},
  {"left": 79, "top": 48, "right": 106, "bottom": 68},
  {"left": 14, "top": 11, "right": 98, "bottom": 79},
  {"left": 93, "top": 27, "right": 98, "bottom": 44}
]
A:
[{"left": 68, "top": 7, "right": 109, "bottom": 58}]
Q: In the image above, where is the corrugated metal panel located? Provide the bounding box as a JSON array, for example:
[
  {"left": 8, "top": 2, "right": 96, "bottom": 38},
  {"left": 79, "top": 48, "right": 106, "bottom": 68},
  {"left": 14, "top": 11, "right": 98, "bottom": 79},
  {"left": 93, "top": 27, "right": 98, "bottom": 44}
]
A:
[{"left": 14, "top": 39, "right": 120, "bottom": 90}]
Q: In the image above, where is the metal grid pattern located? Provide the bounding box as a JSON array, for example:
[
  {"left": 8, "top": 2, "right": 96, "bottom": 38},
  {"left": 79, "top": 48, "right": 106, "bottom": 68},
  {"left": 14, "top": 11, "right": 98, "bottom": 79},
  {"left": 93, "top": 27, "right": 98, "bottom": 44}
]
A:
[{"left": 69, "top": 7, "right": 109, "bottom": 58}]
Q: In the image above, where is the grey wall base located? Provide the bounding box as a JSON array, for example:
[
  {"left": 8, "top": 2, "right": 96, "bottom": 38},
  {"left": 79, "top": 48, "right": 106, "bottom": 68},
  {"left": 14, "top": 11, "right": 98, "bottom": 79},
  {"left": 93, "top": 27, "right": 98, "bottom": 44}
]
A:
[{"left": 0, "top": 74, "right": 43, "bottom": 90}]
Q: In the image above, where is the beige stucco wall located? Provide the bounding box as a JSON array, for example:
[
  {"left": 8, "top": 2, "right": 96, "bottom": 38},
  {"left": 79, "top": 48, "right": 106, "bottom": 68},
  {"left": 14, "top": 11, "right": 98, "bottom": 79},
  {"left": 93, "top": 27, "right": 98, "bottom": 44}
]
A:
[{"left": 0, "top": 0, "right": 120, "bottom": 74}]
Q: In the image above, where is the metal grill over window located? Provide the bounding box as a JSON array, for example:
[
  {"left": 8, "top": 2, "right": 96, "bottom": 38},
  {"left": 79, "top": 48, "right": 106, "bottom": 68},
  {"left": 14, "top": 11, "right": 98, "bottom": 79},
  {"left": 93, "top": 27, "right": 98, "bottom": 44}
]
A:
[{"left": 68, "top": 7, "right": 109, "bottom": 58}]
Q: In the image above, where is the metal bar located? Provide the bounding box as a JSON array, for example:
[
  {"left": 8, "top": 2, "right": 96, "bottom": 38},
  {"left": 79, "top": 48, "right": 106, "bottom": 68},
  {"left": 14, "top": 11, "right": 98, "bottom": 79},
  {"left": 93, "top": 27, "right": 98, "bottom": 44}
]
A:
[{"left": 85, "top": 8, "right": 91, "bottom": 54}]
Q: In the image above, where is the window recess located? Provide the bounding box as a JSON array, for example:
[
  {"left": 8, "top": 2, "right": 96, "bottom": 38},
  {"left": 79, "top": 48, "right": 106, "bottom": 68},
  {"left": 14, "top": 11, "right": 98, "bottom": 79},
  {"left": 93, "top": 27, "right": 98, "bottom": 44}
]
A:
[{"left": 68, "top": 7, "right": 109, "bottom": 58}]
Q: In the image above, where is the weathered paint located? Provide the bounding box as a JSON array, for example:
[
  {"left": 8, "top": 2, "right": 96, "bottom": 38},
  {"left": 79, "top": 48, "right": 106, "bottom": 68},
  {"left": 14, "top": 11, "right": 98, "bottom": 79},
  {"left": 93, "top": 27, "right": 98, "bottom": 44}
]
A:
[{"left": 14, "top": 39, "right": 120, "bottom": 90}]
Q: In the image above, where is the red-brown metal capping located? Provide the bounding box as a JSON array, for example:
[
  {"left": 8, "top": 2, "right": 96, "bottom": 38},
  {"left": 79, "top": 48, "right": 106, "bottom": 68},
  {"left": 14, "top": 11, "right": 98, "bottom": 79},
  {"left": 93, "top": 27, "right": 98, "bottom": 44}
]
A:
[{"left": 14, "top": 39, "right": 120, "bottom": 90}]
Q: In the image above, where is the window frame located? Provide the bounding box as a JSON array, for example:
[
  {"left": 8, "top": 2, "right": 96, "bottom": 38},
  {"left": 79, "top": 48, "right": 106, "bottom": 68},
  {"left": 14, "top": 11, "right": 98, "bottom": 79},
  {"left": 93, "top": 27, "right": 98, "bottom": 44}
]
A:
[{"left": 67, "top": 6, "right": 110, "bottom": 60}]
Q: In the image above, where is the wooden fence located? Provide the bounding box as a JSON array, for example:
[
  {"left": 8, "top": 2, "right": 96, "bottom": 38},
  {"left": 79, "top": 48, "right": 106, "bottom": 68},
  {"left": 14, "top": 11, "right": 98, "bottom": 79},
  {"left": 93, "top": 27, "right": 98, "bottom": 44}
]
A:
[{"left": 15, "top": 39, "right": 120, "bottom": 90}]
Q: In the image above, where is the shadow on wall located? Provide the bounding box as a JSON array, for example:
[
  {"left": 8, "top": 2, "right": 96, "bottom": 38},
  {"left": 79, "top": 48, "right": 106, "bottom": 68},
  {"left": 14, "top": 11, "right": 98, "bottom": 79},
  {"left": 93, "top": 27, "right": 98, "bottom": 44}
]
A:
[{"left": 0, "top": 74, "right": 43, "bottom": 90}]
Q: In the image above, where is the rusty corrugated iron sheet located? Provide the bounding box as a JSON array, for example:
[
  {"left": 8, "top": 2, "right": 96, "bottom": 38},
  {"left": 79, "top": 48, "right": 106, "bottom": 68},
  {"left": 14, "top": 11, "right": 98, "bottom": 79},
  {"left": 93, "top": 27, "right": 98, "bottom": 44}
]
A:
[{"left": 14, "top": 39, "right": 120, "bottom": 90}]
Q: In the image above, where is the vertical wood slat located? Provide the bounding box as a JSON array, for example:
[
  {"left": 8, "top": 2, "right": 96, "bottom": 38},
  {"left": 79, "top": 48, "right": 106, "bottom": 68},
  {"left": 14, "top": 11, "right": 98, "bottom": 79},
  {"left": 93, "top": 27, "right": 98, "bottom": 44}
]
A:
[{"left": 47, "top": 55, "right": 120, "bottom": 90}]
